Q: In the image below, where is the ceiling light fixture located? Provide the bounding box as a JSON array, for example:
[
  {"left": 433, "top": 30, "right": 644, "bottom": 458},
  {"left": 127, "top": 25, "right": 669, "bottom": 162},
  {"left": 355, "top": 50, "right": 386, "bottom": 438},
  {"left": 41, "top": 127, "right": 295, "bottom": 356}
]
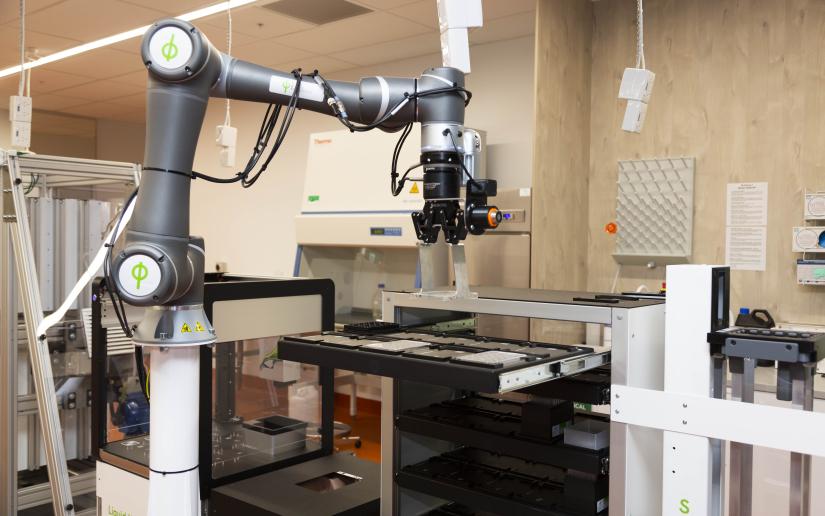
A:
[{"left": 0, "top": 0, "right": 257, "bottom": 79}]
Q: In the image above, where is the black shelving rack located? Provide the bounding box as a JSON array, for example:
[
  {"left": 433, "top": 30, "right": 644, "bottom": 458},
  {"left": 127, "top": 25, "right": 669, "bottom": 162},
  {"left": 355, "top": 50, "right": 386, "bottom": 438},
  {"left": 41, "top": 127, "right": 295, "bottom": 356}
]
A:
[
  {"left": 393, "top": 394, "right": 610, "bottom": 516},
  {"left": 280, "top": 327, "right": 612, "bottom": 515}
]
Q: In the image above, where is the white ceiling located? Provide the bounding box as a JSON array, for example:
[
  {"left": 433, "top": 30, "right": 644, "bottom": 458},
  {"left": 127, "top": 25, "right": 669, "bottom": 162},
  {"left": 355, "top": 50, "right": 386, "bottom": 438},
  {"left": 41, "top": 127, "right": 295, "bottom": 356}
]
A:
[{"left": 0, "top": 0, "right": 535, "bottom": 123}]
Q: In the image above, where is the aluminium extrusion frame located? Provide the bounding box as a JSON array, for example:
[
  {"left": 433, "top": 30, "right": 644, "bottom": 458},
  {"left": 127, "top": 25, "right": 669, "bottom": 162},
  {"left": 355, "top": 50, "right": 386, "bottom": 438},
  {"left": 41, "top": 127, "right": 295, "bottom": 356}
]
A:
[
  {"left": 0, "top": 152, "right": 139, "bottom": 516},
  {"left": 378, "top": 287, "right": 666, "bottom": 516}
]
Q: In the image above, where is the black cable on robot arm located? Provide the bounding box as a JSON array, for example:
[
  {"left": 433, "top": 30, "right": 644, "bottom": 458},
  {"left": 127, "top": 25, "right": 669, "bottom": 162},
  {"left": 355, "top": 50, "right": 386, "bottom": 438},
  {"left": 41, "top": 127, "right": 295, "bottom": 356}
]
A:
[
  {"left": 445, "top": 128, "right": 478, "bottom": 188},
  {"left": 391, "top": 123, "right": 414, "bottom": 196}
]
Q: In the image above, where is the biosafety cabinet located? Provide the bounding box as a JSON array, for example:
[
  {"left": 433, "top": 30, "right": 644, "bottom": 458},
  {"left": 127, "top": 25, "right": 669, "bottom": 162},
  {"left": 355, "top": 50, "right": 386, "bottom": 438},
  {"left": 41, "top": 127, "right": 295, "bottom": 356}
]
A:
[
  {"left": 294, "top": 128, "right": 533, "bottom": 339},
  {"left": 293, "top": 128, "right": 463, "bottom": 326}
]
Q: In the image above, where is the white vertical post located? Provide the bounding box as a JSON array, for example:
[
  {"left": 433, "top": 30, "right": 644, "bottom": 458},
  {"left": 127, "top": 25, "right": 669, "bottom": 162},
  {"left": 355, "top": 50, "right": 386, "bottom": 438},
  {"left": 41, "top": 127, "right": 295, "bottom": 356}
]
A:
[
  {"left": 662, "top": 265, "right": 725, "bottom": 516},
  {"left": 147, "top": 346, "right": 201, "bottom": 516},
  {"left": 610, "top": 303, "right": 666, "bottom": 516}
]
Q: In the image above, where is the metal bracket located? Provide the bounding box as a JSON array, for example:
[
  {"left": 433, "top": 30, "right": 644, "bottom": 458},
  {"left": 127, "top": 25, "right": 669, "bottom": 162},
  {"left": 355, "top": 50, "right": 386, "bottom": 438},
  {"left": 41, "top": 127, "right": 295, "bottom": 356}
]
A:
[
  {"left": 417, "top": 242, "right": 477, "bottom": 299},
  {"left": 611, "top": 384, "right": 825, "bottom": 457}
]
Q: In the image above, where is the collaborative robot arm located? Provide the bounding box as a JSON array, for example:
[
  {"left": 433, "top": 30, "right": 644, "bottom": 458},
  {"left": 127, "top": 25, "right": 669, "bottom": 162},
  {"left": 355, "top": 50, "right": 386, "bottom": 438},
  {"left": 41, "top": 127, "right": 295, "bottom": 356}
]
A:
[{"left": 112, "top": 18, "right": 499, "bottom": 345}]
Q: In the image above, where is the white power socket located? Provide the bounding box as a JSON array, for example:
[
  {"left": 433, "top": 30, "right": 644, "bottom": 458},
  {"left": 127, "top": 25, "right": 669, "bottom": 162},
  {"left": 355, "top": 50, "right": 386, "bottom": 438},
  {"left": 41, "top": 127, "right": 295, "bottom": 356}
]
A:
[
  {"left": 11, "top": 120, "right": 31, "bottom": 149},
  {"left": 215, "top": 124, "right": 237, "bottom": 147},
  {"left": 622, "top": 100, "right": 648, "bottom": 133},
  {"left": 9, "top": 95, "right": 32, "bottom": 123},
  {"left": 219, "top": 147, "right": 236, "bottom": 168},
  {"left": 618, "top": 68, "right": 655, "bottom": 133},
  {"left": 618, "top": 68, "right": 655, "bottom": 103},
  {"left": 215, "top": 124, "right": 237, "bottom": 168}
]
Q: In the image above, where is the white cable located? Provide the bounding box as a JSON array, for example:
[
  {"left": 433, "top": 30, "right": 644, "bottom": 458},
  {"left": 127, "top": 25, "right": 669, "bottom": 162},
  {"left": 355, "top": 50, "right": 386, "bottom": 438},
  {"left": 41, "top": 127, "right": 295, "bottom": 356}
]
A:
[
  {"left": 636, "top": 0, "right": 645, "bottom": 69},
  {"left": 18, "top": 0, "right": 25, "bottom": 96},
  {"left": 36, "top": 195, "right": 137, "bottom": 338},
  {"left": 610, "top": 264, "right": 622, "bottom": 293},
  {"left": 224, "top": 5, "right": 232, "bottom": 126}
]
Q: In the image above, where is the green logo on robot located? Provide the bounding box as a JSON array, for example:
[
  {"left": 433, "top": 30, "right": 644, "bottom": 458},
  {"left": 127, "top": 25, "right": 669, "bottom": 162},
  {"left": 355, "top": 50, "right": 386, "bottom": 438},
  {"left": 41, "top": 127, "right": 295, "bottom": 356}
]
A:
[
  {"left": 161, "top": 33, "right": 178, "bottom": 62},
  {"left": 131, "top": 261, "right": 149, "bottom": 289}
]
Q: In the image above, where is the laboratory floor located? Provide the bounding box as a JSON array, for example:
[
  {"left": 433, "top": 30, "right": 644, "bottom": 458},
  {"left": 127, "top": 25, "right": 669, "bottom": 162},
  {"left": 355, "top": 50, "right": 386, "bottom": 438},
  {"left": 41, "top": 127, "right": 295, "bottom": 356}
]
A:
[{"left": 333, "top": 394, "right": 382, "bottom": 463}]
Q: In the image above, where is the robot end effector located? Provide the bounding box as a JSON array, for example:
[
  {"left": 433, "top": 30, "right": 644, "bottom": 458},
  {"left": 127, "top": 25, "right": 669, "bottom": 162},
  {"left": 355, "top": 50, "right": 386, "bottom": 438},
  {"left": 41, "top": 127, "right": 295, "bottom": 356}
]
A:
[{"left": 412, "top": 153, "right": 502, "bottom": 244}]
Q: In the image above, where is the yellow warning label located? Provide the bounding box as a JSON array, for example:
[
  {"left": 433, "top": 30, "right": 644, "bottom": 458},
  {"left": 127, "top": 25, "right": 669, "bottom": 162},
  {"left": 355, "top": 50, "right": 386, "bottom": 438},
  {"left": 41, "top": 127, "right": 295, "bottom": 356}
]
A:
[
  {"left": 410, "top": 183, "right": 420, "bottom": 194},
  {"left": 181, "top": 323, "right": 192, "bottom": 333},
  {"left": 195, "top": 321, "right": 205, "bottom": 332}
]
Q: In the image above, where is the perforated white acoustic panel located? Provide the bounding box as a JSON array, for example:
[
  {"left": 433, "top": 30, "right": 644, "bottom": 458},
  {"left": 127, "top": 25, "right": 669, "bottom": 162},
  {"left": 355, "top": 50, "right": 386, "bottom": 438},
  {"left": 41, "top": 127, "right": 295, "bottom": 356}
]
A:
[{"left": 613, "top": 157, "right": 695, "bottom": 265}]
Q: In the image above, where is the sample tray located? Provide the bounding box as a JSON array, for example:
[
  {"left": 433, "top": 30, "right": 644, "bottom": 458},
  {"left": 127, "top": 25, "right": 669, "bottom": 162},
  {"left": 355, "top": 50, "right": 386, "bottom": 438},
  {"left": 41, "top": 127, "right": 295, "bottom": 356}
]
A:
[
  {"left": 397, "top": 448, "right": 608, "bottom": 516},
  {"left": 279, "top": 331, "right": 609, "bottom": 393},
  {"left": 398, "top": 397, "right": 609, "bottom": 475}
]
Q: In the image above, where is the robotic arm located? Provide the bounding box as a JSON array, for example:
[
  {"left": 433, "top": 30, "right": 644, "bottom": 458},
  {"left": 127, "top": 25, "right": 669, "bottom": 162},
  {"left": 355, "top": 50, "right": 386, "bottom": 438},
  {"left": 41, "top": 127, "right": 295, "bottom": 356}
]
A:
[{"left": 112, "top": 18, "right": 500, "bottom": 346}]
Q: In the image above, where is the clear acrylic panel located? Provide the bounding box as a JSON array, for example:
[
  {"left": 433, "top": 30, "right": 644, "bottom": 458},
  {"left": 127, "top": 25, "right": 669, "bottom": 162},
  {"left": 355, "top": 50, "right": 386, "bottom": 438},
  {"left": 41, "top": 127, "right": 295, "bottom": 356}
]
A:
[{"left": 211, "top": 337, "right": 323, "bottom": 479}]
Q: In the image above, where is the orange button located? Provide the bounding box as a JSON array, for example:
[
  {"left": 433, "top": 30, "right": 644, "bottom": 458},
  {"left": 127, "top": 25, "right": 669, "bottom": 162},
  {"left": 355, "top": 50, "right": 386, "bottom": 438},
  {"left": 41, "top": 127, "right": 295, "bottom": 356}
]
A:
[
  {"left": 605, "top": 222, "right": 618, "bottom": 234},
  {"left": 487, "top": 208, "right": 500, "bottom": 228}
]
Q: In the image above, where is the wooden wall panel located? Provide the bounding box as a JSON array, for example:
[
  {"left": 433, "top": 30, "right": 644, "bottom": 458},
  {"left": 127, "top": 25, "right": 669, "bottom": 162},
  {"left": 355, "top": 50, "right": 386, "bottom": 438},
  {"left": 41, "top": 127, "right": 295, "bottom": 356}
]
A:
[
  {"left": 530, "top": 0, "right": 593, "bottom": 343},
  {"left": 587, "top": 0, "right": 825, "bottom": 324}
]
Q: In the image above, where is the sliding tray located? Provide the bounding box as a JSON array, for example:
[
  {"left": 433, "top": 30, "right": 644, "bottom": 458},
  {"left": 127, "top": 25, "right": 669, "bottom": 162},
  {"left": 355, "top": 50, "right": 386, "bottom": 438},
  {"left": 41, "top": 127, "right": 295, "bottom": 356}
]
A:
[
  {"left": 397, "top": 448, "right": 608, "bottom": 516},
  {"left": 278, "top": 331, "right": 609, "bottom": 393},
  {"left": 397, "top": 396, "right": 609, "bottom": 476}
]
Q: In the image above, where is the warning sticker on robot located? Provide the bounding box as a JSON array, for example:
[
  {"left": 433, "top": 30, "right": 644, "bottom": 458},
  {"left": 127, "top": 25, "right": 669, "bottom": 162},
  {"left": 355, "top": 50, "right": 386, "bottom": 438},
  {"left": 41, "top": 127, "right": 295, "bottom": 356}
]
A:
[
  {"left": 410, "top": 183, "right": 419, "bottom": 194},
  {"left": 195, "top": 321, "right": 206, "bottom": 332},
  {"left": 181, "top": 323, "right": 192, "bottom": 333}
]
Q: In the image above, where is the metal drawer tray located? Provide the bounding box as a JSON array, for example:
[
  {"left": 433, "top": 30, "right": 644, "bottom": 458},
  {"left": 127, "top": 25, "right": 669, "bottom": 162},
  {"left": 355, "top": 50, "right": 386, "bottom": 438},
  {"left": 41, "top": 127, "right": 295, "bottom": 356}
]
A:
[{"left": 278, "top": 331, "right": 609, "bottom": 393}]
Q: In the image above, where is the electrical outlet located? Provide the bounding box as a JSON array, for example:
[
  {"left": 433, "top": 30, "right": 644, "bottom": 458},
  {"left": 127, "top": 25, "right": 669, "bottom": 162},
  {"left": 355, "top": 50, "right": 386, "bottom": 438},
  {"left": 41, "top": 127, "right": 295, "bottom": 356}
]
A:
[
  {"left": 11, "top": 120, "right": 31, "bottom": 149},
  {"left": 216, "top": 124, "right": 237, "bottom": 168},
  {"left": 9, "top": 95, "right": 32, "bottom": 123},
  {"left": 618, "top": 68, "right": 655, "bottom": 133},
  {"left": 219, "top": 146, "right": 236, "bottom": 168},
  {"left": 215, "top": 124, "right": 237, "bottom": 147},
  {"left": 621, "top": 100, "right": 648, "bottom": 134},
  {"left": 618, "top": 68, "right": 655, "bottom": 103}
]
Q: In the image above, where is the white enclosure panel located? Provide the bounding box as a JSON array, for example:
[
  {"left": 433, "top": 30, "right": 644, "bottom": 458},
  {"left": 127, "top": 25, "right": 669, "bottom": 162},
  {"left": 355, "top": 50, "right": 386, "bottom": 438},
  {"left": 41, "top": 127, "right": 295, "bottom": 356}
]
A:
[{"left": 97, "top": 461, "right": 149, "bottom": 516}]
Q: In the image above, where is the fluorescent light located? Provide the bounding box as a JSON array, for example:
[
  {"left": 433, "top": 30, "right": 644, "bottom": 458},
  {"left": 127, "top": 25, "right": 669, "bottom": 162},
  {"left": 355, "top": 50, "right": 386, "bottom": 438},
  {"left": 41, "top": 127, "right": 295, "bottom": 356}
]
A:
[
  {"left": 0, "top": 0, "right": 256, "bottom": 79},
  {"left": 178, "top": 0, "right": 256, "bottom": 22}
]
